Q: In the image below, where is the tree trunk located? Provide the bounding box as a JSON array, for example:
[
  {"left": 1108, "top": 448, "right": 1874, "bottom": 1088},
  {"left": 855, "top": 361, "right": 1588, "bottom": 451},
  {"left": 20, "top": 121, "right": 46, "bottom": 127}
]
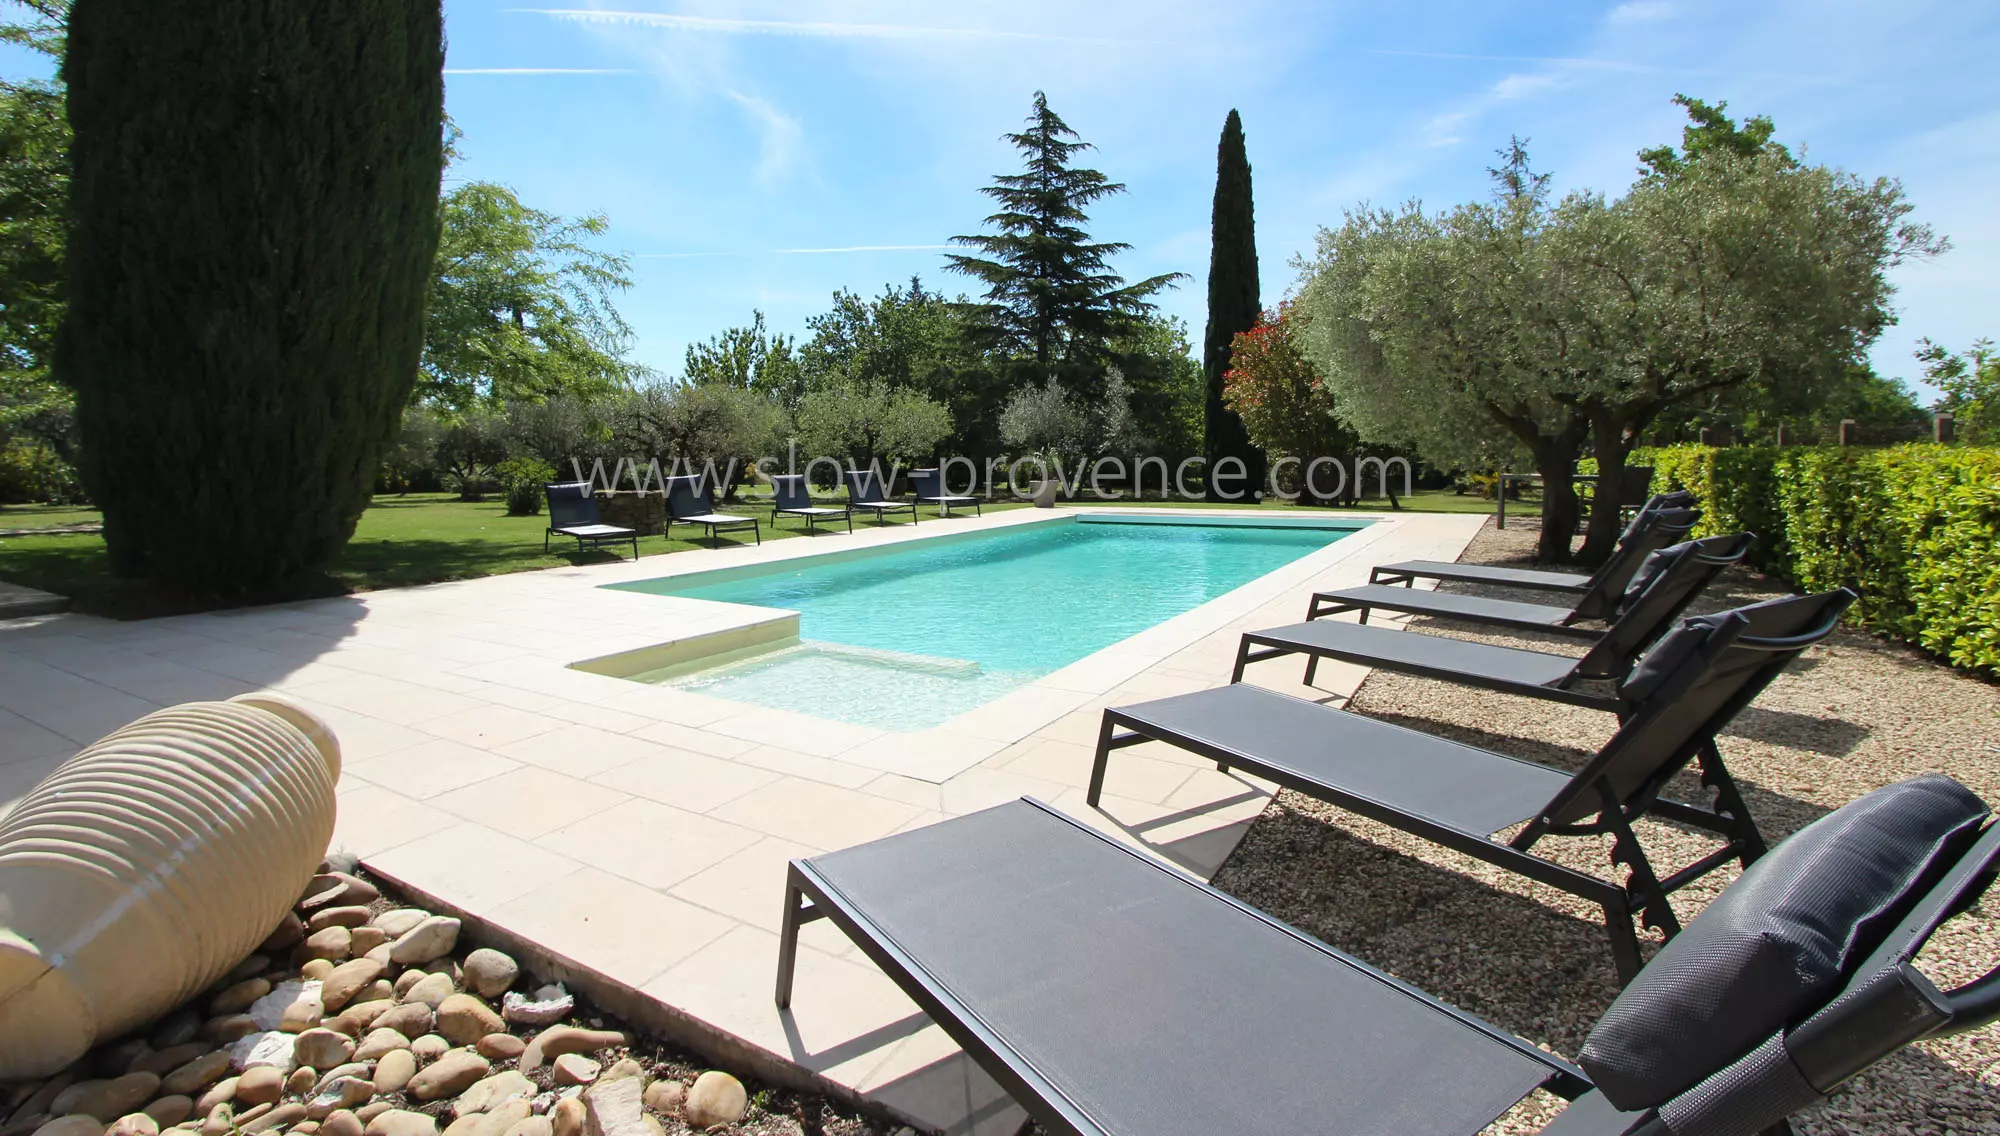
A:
[
  {"left": 1579, "top": 414, "right": 1637, "bottom": 566},
  {"left": 1527, "top": 429, "right": 1587, "bottom": 563}
]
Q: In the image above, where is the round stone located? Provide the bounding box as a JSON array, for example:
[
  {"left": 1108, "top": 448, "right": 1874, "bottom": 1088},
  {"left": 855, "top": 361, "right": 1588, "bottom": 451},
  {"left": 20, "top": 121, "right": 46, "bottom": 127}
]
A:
[
  {"left": 460, "top": 951, "right": 518, "bottom": 1000},
  {"left": 402, "top": 973, "right": 456, "bottom": 1010},
  {"left": 474, "top": 1035, "right": 524, "bottom": 1061},
  {"left": 362, "top": 1110, "right": 438, "bottom": 1136},
  {"left": 145, "top": 1097, "right": 195, "bottom": 1129},
  {"left": 387, "top": 918, "right": 461, "bottom": 966},
  {"left": 435, "top": 995, "right": 503, "bottom": 1046},
  {"left": 407, "top": 1050, "right": 489, "bottom": 1102},
  {"left": 409, "top": 1035, "right": 451, "bottom": 1062},
  {"left": 321, "top": 1111, "right": 364, "bottom": 1136},
  {"left": 639, "top": 1082, "right": 680, "bottom": 1116},
  {"left": 160, "top": 1051, "right": 231, "bottom": 1097},
  {"left": 303, "top": 927, "right": 354, "bottom": 962},
  {"left": 235, "top": 1068, "right": 283, "bottom": 1107},
  {"left": 353, "top": 1028, "right": 411, "bottom": 1063},
  {"left": 548, "top": 1100, "right": 584, "bottom": 1136},
  {"left": 292, "top": 1030, "right": 355, "bottom": 1072},
  {"left": 372, "top": 1051, "right": 417, "bottom": 1097},
  {"left": 209, "top": 979, "right": 272, "bottom": 1018},
  {"left": 108, "top": 1113, "right": 159, "bottom": 1136},
  {"left": 681, "top": 1072, "right": 746, "bottom": 1130},
  {"left": 36, "top": 1117, "right": 111, "bottom": 1136},
  {"left": 370, "top": 910, "right": 431, "bottom": 938}
]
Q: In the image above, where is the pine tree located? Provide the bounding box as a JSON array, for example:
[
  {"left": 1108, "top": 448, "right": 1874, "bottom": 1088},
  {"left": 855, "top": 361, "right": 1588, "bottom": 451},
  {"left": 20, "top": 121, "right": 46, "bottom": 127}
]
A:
[
  {"left": 61, "top": 0, "right": 446, "bottom": 594},
  {"left": 947, "top": 91, "right": 1183, "bottom": 378},
  {"left": 1202, "top": 109, "right": 1265, "bottom": 500}
]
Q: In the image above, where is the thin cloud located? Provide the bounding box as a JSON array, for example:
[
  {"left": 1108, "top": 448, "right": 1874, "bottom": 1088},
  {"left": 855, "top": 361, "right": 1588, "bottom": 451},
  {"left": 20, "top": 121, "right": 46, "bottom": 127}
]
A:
[
  {"left": 1371, "top": 49, "right": 1661, "bottom": 74},
  {"left": 1607, "top": 0, "right": 1678, "bottom": 23},
  {"left": 514, "top": 9, "right": 1142, "bottom": 44},
  {"left": 635, "top": 244, "right": 952, "bottom": 259},
  {"left": 443, "top": 67, "right": 637, "bottom": 74}
]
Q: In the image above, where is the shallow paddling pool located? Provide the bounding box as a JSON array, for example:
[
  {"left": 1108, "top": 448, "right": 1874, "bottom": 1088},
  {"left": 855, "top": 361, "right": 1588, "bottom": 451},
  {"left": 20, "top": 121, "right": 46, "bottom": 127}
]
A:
[{"left": 606, "top": 513, "right": 1366, "bottom": 731}]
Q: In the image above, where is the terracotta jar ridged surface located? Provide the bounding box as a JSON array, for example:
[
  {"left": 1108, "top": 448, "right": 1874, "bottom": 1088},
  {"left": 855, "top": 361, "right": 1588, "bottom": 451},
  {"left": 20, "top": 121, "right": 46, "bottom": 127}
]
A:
[{"left": 0, "top": 695, "right": 341, "bottom": 1078}]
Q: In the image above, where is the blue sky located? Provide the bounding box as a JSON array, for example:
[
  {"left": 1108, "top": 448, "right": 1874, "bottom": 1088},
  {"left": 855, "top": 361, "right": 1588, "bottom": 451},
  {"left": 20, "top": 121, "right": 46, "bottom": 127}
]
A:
[{"left": 8, "top": 1, "right": 1997, "bottom": 393}]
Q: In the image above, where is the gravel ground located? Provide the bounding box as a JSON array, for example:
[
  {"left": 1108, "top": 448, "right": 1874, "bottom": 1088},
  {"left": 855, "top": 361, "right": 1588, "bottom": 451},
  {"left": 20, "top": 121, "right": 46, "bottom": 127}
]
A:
[{"left": 1209, "top": 516, "right": 2000, "bottom": 1135}]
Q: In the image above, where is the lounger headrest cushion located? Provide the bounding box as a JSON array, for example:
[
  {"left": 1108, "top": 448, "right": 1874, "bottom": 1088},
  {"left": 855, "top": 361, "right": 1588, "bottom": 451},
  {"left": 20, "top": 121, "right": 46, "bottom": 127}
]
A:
[
  {"left": 1617, "top": 591, "right": 1839, "bottom": 704},
  {"left": 1619, "top": 541, "right": 1691, "bottom": 603},
  {"left": 1580, "top": 775, "right": 1990, "bottom": 1111}
]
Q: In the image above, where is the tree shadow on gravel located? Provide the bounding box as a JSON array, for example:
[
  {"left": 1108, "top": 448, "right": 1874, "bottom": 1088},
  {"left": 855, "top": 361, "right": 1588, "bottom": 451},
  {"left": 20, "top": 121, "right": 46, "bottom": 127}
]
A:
[
  {"left": 1356, "top": 708, "right": 1835, "bottom": 840},
  {"left": 1207, "top": 798, "right": 2000, "bottom": 1133},
  {"left": 1721, "top": 703, "right": 1870, "bottom": 756}
]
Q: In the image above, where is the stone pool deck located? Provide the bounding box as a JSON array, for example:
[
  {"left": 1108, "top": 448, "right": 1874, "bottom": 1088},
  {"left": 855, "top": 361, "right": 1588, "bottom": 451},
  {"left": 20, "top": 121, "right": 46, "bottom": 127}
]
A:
[{"left": 0, "top": 505, "right": 1484, "bottom": 1134}]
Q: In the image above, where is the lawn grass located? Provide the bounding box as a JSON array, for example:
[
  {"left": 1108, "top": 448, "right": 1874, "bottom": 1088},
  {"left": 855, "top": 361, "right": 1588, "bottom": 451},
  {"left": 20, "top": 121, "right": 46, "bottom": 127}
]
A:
[
  {"left": 0, "top": 492, "right": 1027, "bottom": 619},
  {"left": 0, "top": 503, "right": 103, "bottom": 531},
  {"left": 1058, "top": 488, "right": 1497, "bottom": 514},
  {"left": 0, "top": 486, "right": 1496, "bottom": 619}
]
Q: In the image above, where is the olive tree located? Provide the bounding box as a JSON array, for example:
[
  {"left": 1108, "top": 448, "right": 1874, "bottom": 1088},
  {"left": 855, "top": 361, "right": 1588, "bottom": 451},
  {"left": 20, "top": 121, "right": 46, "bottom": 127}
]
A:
[{"left": 1296, "top": 138, "right": 1942, "bottom": 563}]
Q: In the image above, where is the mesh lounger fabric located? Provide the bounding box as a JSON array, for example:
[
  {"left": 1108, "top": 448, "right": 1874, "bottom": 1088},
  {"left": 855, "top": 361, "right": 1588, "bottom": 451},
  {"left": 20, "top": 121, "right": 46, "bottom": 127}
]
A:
[
  {"left": 1246, "top": 620, "right": 1581, "bottom": 690},
  {"left": 1318, "top": 583, "right": 1585, "bottom": 628},
  {"left": 800, "top": 798, "right": 1558, "bottom": 1136},
  {"left": 1110, "top": 684, "right": 1569, "bottom": 834},
  {"left": 1375, "top": 560, "right": 1593, "bottom": 592}
]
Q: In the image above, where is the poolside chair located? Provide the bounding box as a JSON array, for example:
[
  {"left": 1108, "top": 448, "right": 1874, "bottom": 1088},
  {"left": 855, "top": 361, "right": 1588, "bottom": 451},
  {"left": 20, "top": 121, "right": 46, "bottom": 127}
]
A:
[
  {"left": 776, "top": 778, "right": 2000, "bottom": 1136},
  {"left": 664, "top": 474, "right": 761, "bottom": 546},
  {"left": 909, "top": 467, "right": 981, "bottom": 517},
  {"left": 1240, "top": 533, "right": 1758, "bottom": 708},
  {"left": 843, "top": 469, "right": 919, "bottom": 526},
  {"left": 768, "top": 474, "right": 852, "bottom": 535},
  {"left": 1306, "top": 506, "right": 1702, "bottom": 634},
  {"left": 1092, "top": 589, "right": 1854, "bottom": 981},
  {"left": 1369, "top": 490, "right": 1696, "bottom": 596},
  {"left": 542, "top": 481, "right": 639, "bottom": 559}
]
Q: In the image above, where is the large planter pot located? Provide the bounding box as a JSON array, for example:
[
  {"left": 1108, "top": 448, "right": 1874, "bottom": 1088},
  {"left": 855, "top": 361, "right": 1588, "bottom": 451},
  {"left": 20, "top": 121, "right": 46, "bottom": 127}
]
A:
[{"left": 0, "top": 695, "right": 341, "bottom": 1078}]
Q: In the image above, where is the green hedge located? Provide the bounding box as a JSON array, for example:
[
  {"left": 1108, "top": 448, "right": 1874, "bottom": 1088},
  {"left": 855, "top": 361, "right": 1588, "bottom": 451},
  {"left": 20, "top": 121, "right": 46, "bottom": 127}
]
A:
[{"left": 1626, "top": 443, "right": 2000, "bottom": 676}]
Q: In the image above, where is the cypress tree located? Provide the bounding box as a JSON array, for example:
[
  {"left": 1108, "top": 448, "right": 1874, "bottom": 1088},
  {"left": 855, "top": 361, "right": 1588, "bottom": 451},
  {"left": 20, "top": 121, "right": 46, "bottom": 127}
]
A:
[
  {"left": 1202, "top": 109, "right": 1265, "bottom": 501},
  {"left": 61, "top": 0, "right": 445, "bottom": 594}
]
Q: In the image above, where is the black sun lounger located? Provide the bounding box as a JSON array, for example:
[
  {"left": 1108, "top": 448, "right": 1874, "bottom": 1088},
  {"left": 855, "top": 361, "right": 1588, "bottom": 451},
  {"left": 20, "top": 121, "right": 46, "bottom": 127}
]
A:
[
  {"left": 543, "top": 481, "right": 640, "bottom": 559},
  {"left": 1238, "top": 534, "right": 1757, "bottom": 711},
  {"left": 768, "top": 474, "right": 852, "bottom": 534},
  {"left": 909, "top": 467, "right": 982, "bottom": 516},
  {"left": 1094, "top": 589, "right": 1854, "bottom": 982},
  {"left": 1313, "top": 503, "right": 1701, "bottom": 632},
  {"left": 844, "top": 469, "right": 919, "bottom": 525},
  {"left": 665, "top": 474, "right": 761, "bottom": 546},
  {"left": 777, "top": 779, "right": 2000, "bottom": 1136},
  {"left": 1367, "top": 490, "right": 1695, "bottom": 596}
]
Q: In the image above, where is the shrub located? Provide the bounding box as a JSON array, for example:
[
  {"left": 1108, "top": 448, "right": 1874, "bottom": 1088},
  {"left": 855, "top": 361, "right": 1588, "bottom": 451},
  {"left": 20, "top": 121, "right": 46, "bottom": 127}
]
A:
[
  {"left": 0, "top": 437, "right": 86, "bottom": 504},
  {"left": 63, "top": 1, "right": 444, "bottom": 593},
  {"left": 1630, "top": 442, "right": 2000, "bottom": 677},
  {"left": 497, "top": 456, "right": 556, "bottom": 516}
]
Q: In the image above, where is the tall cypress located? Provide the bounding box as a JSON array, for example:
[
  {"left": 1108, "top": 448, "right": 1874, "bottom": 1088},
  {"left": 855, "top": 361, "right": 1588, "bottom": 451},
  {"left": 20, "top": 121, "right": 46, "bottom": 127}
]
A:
[
  {"left": 1202, "top": 109, "right": 1265, "bottom": 500},
  {"left": 62, "top": 0, "right": 445, "bottom": 594}
]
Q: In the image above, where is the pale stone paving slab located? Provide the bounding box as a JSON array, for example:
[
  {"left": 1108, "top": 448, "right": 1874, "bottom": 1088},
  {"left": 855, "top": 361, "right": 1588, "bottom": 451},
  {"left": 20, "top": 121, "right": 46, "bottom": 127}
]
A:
[{"left": 0, "top": 505, "right": 1484, "bottom": 1134}]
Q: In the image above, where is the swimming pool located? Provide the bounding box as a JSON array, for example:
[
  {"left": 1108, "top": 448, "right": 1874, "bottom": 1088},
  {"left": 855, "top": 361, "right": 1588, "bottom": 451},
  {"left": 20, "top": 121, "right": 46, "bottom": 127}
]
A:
[{"left": 606, "top": 514, "right": 1365, "bottom": 731}]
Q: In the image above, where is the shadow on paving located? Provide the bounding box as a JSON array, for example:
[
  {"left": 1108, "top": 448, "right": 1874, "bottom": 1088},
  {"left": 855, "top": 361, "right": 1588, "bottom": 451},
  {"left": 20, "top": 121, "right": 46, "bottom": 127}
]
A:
[{"left": 0, "top": 594, "right": 375, "bottom": 814}]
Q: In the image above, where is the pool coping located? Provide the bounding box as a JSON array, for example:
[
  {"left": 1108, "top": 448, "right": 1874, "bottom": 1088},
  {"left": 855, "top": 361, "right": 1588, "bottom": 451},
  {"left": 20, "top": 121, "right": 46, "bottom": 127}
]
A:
[{"left": 559, "top": 506, "right": 1411, "bottom": 783}]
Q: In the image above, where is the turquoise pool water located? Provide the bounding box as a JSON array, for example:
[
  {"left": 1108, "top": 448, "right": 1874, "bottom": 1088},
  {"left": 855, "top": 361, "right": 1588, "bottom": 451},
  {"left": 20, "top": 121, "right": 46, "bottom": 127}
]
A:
[{"left": 608, "top": 515, "right": 1364, "bottom": 731}]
